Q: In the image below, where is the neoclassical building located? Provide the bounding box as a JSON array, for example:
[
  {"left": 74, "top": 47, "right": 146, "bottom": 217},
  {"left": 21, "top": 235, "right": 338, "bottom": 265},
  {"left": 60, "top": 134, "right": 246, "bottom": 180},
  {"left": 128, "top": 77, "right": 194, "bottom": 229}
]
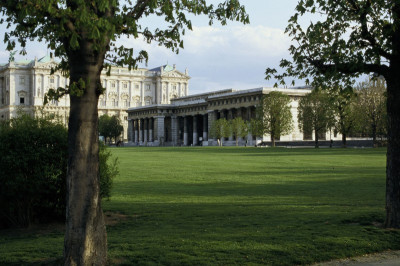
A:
[
  {"left": 0, "top": 56, "right": 190, "bottom": 139},
  {"left": 126, "top": 87, "right": 339, "bottom": 146}
]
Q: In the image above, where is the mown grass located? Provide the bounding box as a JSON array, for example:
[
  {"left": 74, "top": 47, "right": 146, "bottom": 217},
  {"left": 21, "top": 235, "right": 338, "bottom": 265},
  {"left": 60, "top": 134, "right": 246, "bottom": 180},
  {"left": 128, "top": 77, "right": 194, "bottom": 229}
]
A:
[{"left": 1, "top": 147, "right": 399, "bottom": 265}]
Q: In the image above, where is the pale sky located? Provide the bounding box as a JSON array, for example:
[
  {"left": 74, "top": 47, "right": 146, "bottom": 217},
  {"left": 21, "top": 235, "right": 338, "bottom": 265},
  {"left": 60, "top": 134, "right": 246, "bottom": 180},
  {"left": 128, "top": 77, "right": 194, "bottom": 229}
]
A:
[{"left": 0, "top": 0, "right": 304, "bottom": 95}]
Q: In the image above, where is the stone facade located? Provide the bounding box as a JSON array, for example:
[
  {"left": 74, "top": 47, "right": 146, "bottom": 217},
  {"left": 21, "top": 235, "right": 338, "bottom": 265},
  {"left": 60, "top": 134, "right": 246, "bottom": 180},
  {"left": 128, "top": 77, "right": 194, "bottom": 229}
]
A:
[
  {"left": 0, "top": 56, "right": 190, "bottom": 140},
  {"left": 127, "top": 87, "right": 342, "bottom": 146}
]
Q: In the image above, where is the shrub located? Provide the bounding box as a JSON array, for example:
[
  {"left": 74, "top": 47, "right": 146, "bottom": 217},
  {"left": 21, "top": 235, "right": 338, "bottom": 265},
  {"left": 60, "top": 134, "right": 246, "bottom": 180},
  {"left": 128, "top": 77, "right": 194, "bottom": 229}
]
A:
[{"left": 0, "top": 113, "right": 118, "bottom": 228}]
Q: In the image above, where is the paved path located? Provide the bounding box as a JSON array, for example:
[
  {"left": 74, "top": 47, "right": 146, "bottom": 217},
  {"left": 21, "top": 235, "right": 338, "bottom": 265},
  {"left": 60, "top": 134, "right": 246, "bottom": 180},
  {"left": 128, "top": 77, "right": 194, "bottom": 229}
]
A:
[{"left": 313, "top": 250, "right": 400, "bottom": 266}]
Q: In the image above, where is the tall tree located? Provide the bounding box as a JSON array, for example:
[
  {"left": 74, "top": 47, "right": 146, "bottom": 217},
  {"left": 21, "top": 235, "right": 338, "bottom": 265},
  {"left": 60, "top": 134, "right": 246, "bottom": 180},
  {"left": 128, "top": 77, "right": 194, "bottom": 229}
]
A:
[
  {"left": 257, "top": 91, "right": 293, "bottom": 147},
  {"left": 329, "top": 86, "right": 357, "bottom": 148},
  {"left": 230, "top": 117, "right": 248, "bottom": 146},
  {"left": 354, "top": 77, "right": 387, "bottom": 146},
  {"left": 297, "top": 90, "right": 334, "bottom": 148},
  {"left": 0, "top": 1, "right": 249, "bottom": 264},
  {"left": 265, "top": 0, "right": 400, "bottom": 228}
]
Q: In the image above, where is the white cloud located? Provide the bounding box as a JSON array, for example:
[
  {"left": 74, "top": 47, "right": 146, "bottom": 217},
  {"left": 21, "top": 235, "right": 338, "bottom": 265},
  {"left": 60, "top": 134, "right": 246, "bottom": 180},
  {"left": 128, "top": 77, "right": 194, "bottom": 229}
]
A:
[{"left": 184, "top": 25, "right": 289, "bottom": 58}]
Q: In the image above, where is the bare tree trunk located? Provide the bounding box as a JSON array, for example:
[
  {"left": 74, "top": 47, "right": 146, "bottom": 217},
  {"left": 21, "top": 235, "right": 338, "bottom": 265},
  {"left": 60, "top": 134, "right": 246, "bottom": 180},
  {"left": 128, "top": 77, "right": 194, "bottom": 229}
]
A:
[
  {"left": 342, "top": 132, "right": 347, "bottom": 148},
  {"left": 64, "top": 47, "right": 107, "bottom": 265},
  {"left": 372, "top": 124, "right": 377, "bottom": 148},
  {"left": 314, "top": 129, "right": 319, "bottom": 148},
  {"left": 385, "top": 75, "right": 400, "bottom": 228},
  {"left": 271, "top": 135, "right": 276, "bottom": 147}
]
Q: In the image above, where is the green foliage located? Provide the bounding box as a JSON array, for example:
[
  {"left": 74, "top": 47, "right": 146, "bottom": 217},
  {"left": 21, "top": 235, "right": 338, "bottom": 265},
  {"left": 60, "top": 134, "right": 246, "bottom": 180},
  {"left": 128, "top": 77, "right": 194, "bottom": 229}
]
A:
[
  {"left": 99, "top": 142, "right": 119, "bottom": 200},
  {"left": 265, "top": 0, "right": 393, "bottom": 89},
  {"left": 298, "top": 89, "right": 335, "bottom": 147},
  {"left": 257, "top": 91, "right": 293, "bottom": 146},
  {"left": 0, "top": 113, "right": 68, "bottom": 228},
  {"left": 210, "top": 118, "right": 230, "bottom": 146},
  {"left": 99, "top": 114, "right": 124, "bottom": 144},
  {"left": 229, "top": 117, "right": 248, "bottom": 146},
  {"left": 0, "top": 113, "right": 118, "bottom": 228}
]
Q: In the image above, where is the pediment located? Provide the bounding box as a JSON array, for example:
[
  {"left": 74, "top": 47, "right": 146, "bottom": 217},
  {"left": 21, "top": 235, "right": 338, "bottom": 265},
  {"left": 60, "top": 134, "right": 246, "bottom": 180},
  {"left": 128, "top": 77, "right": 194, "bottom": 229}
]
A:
[{"left": 162, "top": 70, "right": 188, "bottom": 78}]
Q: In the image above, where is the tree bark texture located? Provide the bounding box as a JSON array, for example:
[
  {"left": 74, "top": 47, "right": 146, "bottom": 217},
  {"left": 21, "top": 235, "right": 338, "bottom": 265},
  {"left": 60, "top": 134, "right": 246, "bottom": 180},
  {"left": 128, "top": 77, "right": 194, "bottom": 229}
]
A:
[
  {"left": 64, "top": 47, "right": 107, "bottom": 265},
  {"left": 385, "top": 74, "right": 400, "bottom": 228}
]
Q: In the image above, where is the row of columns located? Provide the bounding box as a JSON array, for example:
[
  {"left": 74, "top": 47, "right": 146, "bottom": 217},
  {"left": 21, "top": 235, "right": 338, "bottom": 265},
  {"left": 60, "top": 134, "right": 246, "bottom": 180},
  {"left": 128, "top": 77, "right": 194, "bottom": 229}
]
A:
[{"left": 128, "top": 106, "right": 255, "bottom": 146}]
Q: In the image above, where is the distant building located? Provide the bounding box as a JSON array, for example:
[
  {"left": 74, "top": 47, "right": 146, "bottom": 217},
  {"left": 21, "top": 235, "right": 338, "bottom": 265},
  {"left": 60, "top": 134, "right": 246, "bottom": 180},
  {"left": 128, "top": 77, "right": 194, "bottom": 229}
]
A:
[
  {"left": 126, "top": 87, "right": 342, "bottom": 146},
  {"left": 0, "top": 55, "right": 190, "bottom": 140}
]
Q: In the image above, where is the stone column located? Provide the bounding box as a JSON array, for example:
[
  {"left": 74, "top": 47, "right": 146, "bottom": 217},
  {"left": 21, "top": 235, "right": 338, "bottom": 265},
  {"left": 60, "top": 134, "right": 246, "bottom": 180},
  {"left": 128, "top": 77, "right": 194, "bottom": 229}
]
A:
[
  {"left": 144, "top": 118, "right": 148, "bottom": 144},
  {"left": 140, "top": 81, "right": 144, "bottom": 106},
  {"left": 149, "top": 118, "right": 153, "bottom": 142},
  {"left": 193, "top": 116, "right": 198, "bottom": 146},
  {"left": 183, "top": 116, "right": 188, "bottom": 146},
  {"left": 127, "top": 119, "right": 133, "bottom": 142},
  {"left": 207, "top": 110, "right": 217, "bottom": 141},
  {"left": 134, "top": 120, "right": 138, "bottom": 144},
  {"left": 203, "top": 114, "right": 208, "bottom": 141},
  {"left": 154, "top": 116, "right": 165, "bottom": 145},
  {"left": 171, "top": 115, "right": 178, "bottom": 146},
  {"left": 138, "top": 119, "right": 143, "bottom": 143}
]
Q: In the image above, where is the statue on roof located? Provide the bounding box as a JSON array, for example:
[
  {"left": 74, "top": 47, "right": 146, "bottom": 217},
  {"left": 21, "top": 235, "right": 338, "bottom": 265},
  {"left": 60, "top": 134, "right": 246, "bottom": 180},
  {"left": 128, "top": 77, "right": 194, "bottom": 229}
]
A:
[{"left": 9, "top": 50, "right": 17, "bottom": 63}]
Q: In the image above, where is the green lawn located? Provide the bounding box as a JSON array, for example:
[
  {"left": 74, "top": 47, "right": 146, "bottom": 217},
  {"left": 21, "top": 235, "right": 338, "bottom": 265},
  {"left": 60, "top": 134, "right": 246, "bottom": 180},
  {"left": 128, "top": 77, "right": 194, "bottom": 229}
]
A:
[{"left": 1, "top": 147, "right": 399, "bottom": 265}]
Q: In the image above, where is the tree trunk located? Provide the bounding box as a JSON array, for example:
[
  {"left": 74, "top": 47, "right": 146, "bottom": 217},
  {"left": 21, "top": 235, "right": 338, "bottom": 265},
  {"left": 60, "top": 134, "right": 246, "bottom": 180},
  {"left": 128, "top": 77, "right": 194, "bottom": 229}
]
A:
[
  {"left": 384, "top": 75, "right": 400, "bottom": 228},
  {"left": 271, "top": 135, "right": 276, "bottom": 147},
  {"left": 64, "top": 47, "right": 107, "bottom": 264},
  {"left": 372, "top": 124, "right": 377, "bottom": 148},
  {"left": 314, "top": 129, "right": 319, "bottom": 148},
  {"left": 342, "top": 132, "right": 347, "bottom": 148}
]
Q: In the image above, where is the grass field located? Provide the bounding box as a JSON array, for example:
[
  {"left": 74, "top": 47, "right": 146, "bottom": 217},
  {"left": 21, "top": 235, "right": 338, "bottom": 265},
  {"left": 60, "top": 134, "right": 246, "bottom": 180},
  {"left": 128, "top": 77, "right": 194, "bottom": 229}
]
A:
[{"left": 1, "top": 147, "right": 399, "bottom": 265}]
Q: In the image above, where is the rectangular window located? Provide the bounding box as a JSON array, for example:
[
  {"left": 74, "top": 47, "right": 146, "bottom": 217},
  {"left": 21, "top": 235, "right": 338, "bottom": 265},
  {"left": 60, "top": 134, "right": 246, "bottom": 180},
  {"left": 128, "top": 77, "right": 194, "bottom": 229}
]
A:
[
  {"left": 123, "top": 83, "right": 128, "bottom": 88},
  {"left": 19, "top": 77, "right": 25, "bottom": 85},
  {"left": 50, "top": 77, "right": 55, "bottom": 84},
  {"left": 111, "top": 82, "right": 116, "bottom": 88},
  {"left": 146, "top": 84, "right": 150, "bottom": 91},
  {"left": 20, "top": 97, "right": 25, "bottom": 104}
]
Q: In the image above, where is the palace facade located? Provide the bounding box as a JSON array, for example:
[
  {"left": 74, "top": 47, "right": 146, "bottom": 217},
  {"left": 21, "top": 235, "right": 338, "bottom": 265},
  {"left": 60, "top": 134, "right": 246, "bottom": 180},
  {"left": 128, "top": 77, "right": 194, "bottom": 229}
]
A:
[
  {"left": 126, "top": 87, "right": 341, "bottom": 146},
  {"left": 0, "top": 56, "right": 190, "bottom": 139}
]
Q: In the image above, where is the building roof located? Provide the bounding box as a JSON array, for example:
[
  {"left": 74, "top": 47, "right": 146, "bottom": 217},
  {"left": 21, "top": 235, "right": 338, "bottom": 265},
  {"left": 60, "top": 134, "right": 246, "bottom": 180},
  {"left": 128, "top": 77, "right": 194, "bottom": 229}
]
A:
[{"left": 149, "top": 65, "right": 174, "bottom": 72}]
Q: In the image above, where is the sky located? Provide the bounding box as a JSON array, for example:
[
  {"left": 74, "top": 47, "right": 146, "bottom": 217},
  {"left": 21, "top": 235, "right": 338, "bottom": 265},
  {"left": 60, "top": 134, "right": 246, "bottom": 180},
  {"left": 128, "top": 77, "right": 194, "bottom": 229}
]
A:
[{"left": 0, "top": 0, "right": 305, "bottom": 95}]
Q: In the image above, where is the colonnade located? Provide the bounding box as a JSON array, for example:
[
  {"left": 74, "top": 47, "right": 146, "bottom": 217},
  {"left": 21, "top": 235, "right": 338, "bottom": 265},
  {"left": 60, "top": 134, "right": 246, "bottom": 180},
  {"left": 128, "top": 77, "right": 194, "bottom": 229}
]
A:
[{"left": 128, "top": 106, "right": 256, "bottom": 146}]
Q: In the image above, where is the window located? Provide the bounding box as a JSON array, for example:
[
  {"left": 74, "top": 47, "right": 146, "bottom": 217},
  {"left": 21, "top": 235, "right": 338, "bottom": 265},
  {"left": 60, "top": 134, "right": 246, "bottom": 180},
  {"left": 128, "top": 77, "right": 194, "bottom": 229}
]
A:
[
  {"left": 50, "top": 77, "right": 55, "bottom": 84},
  {"left": 20, "top": 97, "right": 25, "bottom": 105},
  {"left": 124, "top": 100, "right": 129, "bottom": 107},
  {"left": 19, "top": 77, "right": 25, "bottom": 85},
  {"left": 111, "top": 82, "right": 116, "bottom": 88},
  {"left": 146, "top": 84, "right": 151, "bottom": 91},
  {"left": 123, "top": 82, "right": 128, "bottom": 89},
  {"left": 135, "top": 84, "right": 139, "bottom": 90}
]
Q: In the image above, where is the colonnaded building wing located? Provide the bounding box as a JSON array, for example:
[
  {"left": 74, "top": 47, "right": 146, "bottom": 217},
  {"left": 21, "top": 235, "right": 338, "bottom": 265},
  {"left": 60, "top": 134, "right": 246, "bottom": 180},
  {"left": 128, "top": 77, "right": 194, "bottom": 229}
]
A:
[
  {"left": 127, "top": 87, "right": 343, "bottom": 147},
  {"left": 0, "top": 55, "right": 190, "bottom": 140}
]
